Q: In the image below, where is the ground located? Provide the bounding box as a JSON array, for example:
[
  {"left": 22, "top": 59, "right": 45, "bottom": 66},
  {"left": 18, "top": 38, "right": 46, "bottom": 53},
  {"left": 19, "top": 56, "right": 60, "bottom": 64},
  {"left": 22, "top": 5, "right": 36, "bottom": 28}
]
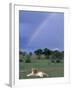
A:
[{"left": 19, "top": 56, "right": 64, "bottom": 79}]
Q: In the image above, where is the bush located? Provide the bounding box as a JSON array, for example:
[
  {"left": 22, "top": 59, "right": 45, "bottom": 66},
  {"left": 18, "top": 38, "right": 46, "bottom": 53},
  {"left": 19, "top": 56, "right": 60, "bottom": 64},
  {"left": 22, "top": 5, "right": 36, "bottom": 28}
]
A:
[
  {"left": 19, "top": 59, "right": 23, "bottom": 62},
  {"left": 51, "top": 60, "right": 55, "bottom": 63},
  {"left": 25, "top": 55, "right": 31, "bottom": 63},
  {"left": 56, "top": 60, "right": 61, "bottom": 63},
  {"left": 25, "top": 59, "right": 31, "bottom": 63}
]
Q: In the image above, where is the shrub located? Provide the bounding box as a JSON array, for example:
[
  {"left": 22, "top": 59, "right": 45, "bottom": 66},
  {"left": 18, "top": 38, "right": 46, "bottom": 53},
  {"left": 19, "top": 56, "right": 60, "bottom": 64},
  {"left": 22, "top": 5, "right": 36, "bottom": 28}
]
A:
[
  {"left": 25, "top": 55, "right": 31, "bottom": 63},
  {"left": 19, "top": 59, "right": 23, "bottom": 62},
  {"left": 56, "top": 60, "right": 61, "bottom": 63},
  {"left": 25, "top": 59, "right": 31, "bottom": 63},
  {"left": 51, "top": 60, "right": 55, "bottom": 63}
]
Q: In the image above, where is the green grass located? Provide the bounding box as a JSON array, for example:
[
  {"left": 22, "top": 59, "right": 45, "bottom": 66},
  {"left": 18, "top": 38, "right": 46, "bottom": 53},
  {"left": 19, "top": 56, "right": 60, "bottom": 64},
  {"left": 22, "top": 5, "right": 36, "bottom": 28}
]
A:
[{"left": 19, "top": 57, "right": 64, "bottom": 79}]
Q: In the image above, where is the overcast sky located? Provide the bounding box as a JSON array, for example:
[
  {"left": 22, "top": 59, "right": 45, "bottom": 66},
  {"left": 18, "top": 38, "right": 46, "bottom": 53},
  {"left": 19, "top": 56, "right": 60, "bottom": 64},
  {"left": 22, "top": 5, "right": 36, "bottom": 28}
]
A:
[{"left": 19, "top": 10, "right": 64, "bottom": 52}]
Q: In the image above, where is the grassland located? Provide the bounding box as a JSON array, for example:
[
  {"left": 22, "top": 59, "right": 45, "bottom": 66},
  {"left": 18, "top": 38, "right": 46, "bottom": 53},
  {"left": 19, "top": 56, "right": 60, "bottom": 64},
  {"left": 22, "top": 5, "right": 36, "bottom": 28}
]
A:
[{"left": 19, "top": 55, "right": 64, "bottom": 79}]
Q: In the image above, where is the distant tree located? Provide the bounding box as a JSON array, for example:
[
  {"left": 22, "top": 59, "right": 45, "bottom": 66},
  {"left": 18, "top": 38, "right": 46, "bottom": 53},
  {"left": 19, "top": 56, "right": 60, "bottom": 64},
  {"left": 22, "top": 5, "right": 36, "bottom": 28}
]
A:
[
  {"left": 54, "top": 50, "right": 60, "bottom": 58},
  {"left": 50, "top": 53, "right": 56, "bottom": 63},
  {"left": 61, "top": 51, "right": 64, "bottom": 59},
  {"left": 50, "top": 50, "right": 64, "bottom": 63},
  {"left": 25, "top": 54, "right": 31, "bottom": 63},
  {"left": 19, "top": 51, "right": 23, "bottom": 55},
  {"left": 23, "top": 51, "right": 27, "bottom": 56},
  {"left": 34, "top": 49, "right": 42, "bottom": 59},
  {"left": 54, "top": 50, "right": 64, "bottom": 60},
  {"left": 49, "top": 50, "right": 64, "bottom": 63},
  {"left": 19, "top": 51, "right": 27, "bottom": 56},
  {"left": 29, "top": 52, "right": 32, "bottom": 56},
  {"left": 43, "top": 48, "right": 51, "bottom": 59}
]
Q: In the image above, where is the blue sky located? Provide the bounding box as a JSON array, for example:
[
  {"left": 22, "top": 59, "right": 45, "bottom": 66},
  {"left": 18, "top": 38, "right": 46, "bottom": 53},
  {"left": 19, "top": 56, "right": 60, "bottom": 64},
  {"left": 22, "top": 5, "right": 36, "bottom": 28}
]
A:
[{"left": 19, "top": 10, "right": 64, "bottom": 52}]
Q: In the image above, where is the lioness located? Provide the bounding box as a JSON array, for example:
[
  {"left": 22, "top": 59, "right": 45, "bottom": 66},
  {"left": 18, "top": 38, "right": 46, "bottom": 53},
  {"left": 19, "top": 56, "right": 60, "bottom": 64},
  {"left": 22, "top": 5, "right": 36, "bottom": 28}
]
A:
[{"left": 27, "top": 68, "right": 48, "bottom": 77}]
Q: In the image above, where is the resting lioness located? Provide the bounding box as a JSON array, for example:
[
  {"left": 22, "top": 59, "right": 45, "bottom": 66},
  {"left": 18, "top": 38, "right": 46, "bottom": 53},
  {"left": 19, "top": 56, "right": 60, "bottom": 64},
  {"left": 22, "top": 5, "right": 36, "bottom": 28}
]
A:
[{"left": 27, "top": 68, "right": 48, "bottom": 77}]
